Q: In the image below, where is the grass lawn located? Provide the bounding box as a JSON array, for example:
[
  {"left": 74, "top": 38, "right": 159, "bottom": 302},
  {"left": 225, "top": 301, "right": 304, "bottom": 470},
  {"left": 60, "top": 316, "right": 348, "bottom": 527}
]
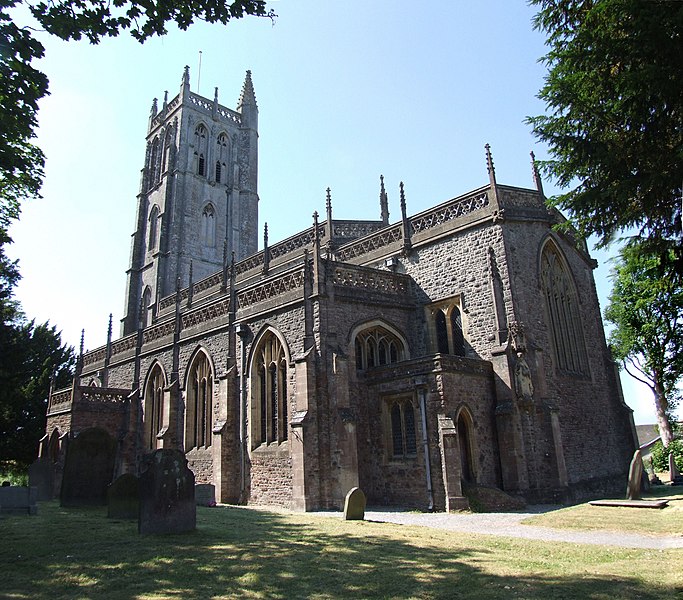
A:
[
  {"left": 1, "top": 501, "right": 682, "bottom": 599},
  {"left": 522, "top": 487, "right": 683, "bottom": 536}
]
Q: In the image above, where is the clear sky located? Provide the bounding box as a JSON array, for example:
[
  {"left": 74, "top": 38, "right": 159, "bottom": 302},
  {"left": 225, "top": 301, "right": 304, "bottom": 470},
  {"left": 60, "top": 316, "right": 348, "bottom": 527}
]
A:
[{"left": 8, "top": 0, "right": 672, "bottom": 425}]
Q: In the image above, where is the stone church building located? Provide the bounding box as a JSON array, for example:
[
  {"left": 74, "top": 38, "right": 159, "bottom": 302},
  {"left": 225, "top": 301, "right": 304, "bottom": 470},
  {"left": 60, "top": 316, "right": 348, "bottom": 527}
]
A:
[{"left": 43, "top": 68, "right": 637, "bottom": 511}]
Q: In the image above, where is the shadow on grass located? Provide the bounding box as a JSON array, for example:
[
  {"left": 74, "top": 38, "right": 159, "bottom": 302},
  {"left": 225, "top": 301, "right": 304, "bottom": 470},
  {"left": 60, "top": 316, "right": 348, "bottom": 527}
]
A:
[{"left": 1, "top": 502, "right": 676, "bottom": 600}]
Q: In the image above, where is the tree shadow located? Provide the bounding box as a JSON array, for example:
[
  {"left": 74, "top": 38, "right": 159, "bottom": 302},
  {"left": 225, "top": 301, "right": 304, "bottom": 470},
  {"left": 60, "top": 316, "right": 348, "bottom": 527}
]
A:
[{"left": 1, "top": 503, "right": 676, "bottom": 599}]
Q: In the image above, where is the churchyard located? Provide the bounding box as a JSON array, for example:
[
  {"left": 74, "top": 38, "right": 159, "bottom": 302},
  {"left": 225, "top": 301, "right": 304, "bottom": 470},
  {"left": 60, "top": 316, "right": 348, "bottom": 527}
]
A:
[{"left": 1, "top": 491, "right": 681, "bottom": 600}]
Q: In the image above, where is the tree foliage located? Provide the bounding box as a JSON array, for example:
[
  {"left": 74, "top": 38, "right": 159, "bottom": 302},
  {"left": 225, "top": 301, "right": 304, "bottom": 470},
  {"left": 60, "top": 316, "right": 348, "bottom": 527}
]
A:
[
  {"left": 605, "top": 242, "right": 683, "bottom": 447},
  {"left": 0, "top": 317, "right": 75, "bottom": 469},
  {"left": 527, "top": 0, "right": 683, "bottom": 250}
]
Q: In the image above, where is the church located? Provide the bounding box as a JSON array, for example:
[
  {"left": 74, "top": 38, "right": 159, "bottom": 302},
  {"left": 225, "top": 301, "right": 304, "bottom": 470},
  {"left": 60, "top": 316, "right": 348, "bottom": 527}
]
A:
[{"left": 42, "top": 68, "right": 637, "bottom": 511}]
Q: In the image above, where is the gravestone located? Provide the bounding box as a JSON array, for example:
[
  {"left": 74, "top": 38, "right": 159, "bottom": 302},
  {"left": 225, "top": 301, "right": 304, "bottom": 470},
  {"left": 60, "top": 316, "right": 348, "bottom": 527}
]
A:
[
  {"left": 343, "top": 487, "right": 366, "bottom": 520},
  {"left": 138, "top": 449, "right": 195, "bottom": 535},
  {"left": 626, "top": 449, "right": 644, "bottom": 500},
  {"left": 195, "top": 483, "right": 216, "bottom": 506},
  {"left": 669, "top": 453, "right": 683, "bottom": 486},
  {"left": 0, "top": 486, "right": 38, "bottom": 515},
  {"left": 28, "top": 457, "right": 55, "bottom": 501},
  {"left": 107, "top": 473, "right": 139, "bottom": 519},
  {"left": 60, "top": 428, "right": 117, "bottom": 507}
]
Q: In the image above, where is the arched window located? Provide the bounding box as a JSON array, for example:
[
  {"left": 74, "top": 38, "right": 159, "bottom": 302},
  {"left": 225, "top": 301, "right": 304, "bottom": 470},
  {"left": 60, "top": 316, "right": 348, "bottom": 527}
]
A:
[
  {"left": 388, "top": 398, "right": 417, "bottom": 459},
  {"left": 194, "top": 124, "right": 208, "bottom": 177},
  {"left": 161, "top": 127, "right": 173, "bottom": 174},
  {"left": 430, "top": 301, "right": 467, "bottom": 357},
  {"left": 141, "top": 287, "right": 152, "bottom": 329},
  {"left": 201, "top": 204, "right": 216, "bottom": 248},
  {"left": 216, "top": 133, "right": 228, "bottom": 184},
  {"left": 354, "top": 325, "right": 405, "bottom": 370},
  {"left": 144, "top": 364, "right": 165, "bottom": 451},
  {"left": 251, "top": 330, "right": 289, "bottom": 447},
  {"left": 456, "top": 409, "right": 475, "bottom": 483},
  {"left": 149, "top": 136, "right": 160, "bottom": 186},
  {"left": 148, "top": 205, "right": 159, "bottom": 252},
  {"left": 541, "top": 242, "right": 589, "bottom": 375},
  {"left": 185, "top": 351, "right": 213, "bottom": 450}
]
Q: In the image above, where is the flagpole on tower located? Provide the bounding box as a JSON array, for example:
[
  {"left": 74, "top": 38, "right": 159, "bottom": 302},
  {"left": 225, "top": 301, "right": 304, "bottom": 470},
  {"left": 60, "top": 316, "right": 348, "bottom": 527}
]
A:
[{"left": 197, "top": 50, "right": 203, "bottom": 94}]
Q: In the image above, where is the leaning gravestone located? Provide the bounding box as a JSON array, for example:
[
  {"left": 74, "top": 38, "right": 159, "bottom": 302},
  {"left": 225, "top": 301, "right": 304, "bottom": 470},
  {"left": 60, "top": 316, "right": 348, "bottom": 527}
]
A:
[
  {"left": 626, "top": 449, "right": 644, "bottom": 500},
  {"left": 107, "top": 473, "right": 139, "bottom": 519},
  {"left": 60, "top": 428, "right": 117, "bottom": 507},
  {"left": 28, "top": 457, "right": 55, "bottom": 501},
  {"left": 343, "top": 487, "right": 366, "bottom": 520},
  {"left": 138, "top": 449, "right": 195, "bottom": 535}
]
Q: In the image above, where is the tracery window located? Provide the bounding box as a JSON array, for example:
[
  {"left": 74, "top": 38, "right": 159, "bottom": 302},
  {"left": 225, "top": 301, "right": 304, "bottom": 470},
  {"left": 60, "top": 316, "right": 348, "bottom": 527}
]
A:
[
  {"left": 194, "top": 124, "right": 208, "bottom": 177},
  {"left": 201, "top": 204, "right": 216, "bottom": 248},
  {"left": 388, "top": 398, "right": 417, "bottom": 459},
  {"left": 144, "top": 364, "right": 165, "bottom": 451},
  {"left": 216, "top": 133, "right": 228, "bottom": 184},
  {"left": 148, "top": 205, "right": 159, "bottom": 252},
  {"left": 251, "top": 331, "right": 289, "bottom": 448},
  {"left": 541, "top": 241, "right": 589, "bottom": 375},
  {"left": 149, "top": 136, "right": 161, "bottom": 185},
  {"left": 430, "top": 302, "right": 466, "bottom": 357},
  {"left": 185, "top": 351, "right": 213, "bottom": 450},
  {"left": 354, "top": 325, "right": 405, "bottom": 370}
]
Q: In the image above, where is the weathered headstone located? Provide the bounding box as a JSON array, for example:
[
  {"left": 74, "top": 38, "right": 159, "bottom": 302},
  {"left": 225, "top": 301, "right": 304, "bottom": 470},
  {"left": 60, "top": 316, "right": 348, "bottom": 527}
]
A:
[
  {"left": 107, "top": 473, "right": 139, "bottom": 519},
  {"left": 28, "top": 457, "right": 55, "bottom": 501},
  {"left": 669, "top": 453, "right": 683, "bottom": 486},
  {"left": 0, "top": 486, "right": 38, "bottom": 515},
  {"left": 195, "top": 483, "right": 216, "bottom": 506},
  {"left": 626, "top": 449, "right": 644, "bottom": 500},
  {"left": 60, "top": 428, "right": 117, "bottom": 507},
  {"left": 343, "top": 487, "right": 366, "bottom": 520},
  {"left": 138, "top": 449, "right": 195, "bottom": 535}
]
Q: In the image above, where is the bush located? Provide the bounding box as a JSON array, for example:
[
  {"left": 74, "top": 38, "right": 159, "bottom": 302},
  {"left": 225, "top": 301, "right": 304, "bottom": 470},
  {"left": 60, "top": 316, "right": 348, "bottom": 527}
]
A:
[{"left": 650, "top": 439, "right": 683, "bottom": 473}]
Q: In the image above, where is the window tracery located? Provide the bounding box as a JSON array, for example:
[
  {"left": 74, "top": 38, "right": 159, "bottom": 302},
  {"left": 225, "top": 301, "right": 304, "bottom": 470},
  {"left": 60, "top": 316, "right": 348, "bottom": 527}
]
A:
[
  {"left": 354, "top": 325, "right": 404, "bottom": 370},
  {"left": 251, "top": 331, "right": 289, "bottom": 447},
  {"left": 541, "top": 241, "right": 589, "bottom": 375},
  {"left": 185, "top": 351, "right": 213, "bottom": 450},
  {"left": 430, "top": 301, "right": 466, "bottom": 356},
  {"left": 201, "top": 204, "right": 216, "bottom": 248},
  {"left": 143, "top": 364, "right": 165, "bottom": 451},
  {"left": 388, "top": 398, "right": 417, "bottom": 459}
]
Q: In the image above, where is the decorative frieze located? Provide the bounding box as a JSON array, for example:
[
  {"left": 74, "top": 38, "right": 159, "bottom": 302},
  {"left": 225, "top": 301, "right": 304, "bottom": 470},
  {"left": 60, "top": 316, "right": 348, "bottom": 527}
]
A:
[
  {"left": 332, "top": 221, "right": 384, "bottom": 239},
  {"left": 143, "top": 320, "right": 175, "bottom": 344},
  {"left": 79, "top": 387, "right": 130, "bottom": 404},
  {"left": 237, "top": 270, "right": 305, "bottom": 309},
  {"left": 410, "top": 192, "right": 489, "bottom": 234},
  {"left": 336, "top": 224, "right": 403, "bottom": 261},
  {"left": 110, "top": 334, "right": 137, "bottom": 357},
  {"left": 333, "top": 265, "right": 408, "bottom": 294},
  {"left": 182, "top": 298, "right": 231, "bottom": 329},
  {"left": 83, "top": 347, "right": 106, "bottom": 367}
]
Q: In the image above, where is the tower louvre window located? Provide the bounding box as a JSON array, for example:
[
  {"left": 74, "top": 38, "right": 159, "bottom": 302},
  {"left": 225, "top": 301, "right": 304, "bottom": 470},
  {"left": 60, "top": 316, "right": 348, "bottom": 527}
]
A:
[
  {"left": 215, "top": 161, "right": 222, "bottom": 183},
  {"left": 198, "top": 153, "right": 205, "bottom": 177}
]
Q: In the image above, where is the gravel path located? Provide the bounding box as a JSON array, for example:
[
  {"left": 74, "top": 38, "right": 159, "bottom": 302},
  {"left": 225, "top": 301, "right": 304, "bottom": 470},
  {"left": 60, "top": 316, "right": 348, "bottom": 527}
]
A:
[{"left": 314, "top": 506, "right": 683, "bottom": 550}]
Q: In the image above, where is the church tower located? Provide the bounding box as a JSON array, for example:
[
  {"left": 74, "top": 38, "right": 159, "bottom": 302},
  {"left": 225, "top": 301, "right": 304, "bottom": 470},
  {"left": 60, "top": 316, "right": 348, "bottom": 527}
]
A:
[{"left": 121, "top": 67, "right": 259, "bottom": 335}]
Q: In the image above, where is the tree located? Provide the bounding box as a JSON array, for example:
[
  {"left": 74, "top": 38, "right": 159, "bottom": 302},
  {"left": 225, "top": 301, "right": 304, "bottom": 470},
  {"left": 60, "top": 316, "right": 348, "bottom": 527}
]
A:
[
  {"left": 0, "top": 318, "right": 75, "bottom": 468},
  {"left": 527, "top": 0, "right": 683, "bottom": 251},
  {"left": 605, "top": 242, "right": 683, "bottom": 448}
]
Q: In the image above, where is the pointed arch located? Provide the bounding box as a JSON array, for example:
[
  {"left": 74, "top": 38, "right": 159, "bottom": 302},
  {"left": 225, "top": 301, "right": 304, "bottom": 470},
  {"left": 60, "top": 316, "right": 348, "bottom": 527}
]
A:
[
  {"left": 249, "top": 326, "right": 291, "bottom": 448},
  {"left": 148, "top": 205, "right": 159, "bottom": 252},
  {"left": 141, "top": 286, "right": 152, "bottom": 329},
  {"left": 184, "top": 347, "right": 215, "bottom": 450},
  {"left": 201, "top": 203, "right": 216, "bottom": 248},
  {"left": 143, "top": 362, "right": 167, "bottom": 451},
  {"left": 350, "top": 319, "right": 409, "bottom": 370},
  {"left": 455, "top": 406, "right": 477, "bottom": 483},
  {"left": 539, "top": 238, "right": 589, "bottom": 375},
  {"left": 194, "top": 123, "right": 209, "bottom": 177}
]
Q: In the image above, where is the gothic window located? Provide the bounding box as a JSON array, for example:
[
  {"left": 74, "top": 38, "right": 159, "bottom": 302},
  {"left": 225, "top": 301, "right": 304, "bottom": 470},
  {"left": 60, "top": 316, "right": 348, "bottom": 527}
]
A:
[
  {"left": 143, "top": 364, "right": 165, "bottom": 451},
  {"left": 215, "top": 133, "right": 228, "bottom": 184},
  {"left": 354, "top": 325, "right": 405, "bottom": 370},
  {"left": 201, "top": 204, "right": 216, "bottom": 248},
  {"left": 148, "top": 205, "right": 159, "bottom": 252},
  {"left": 251, "top": 330, "right": 289, "bottom": 448},
  {"left": 388, "top": 398, "right": 417, "bottom": 459},
  {"left": 149, "top": 136, "right": 160, "bottom": 186},
  {"left": 185, "top": 351, "right": 213, "bottom": 450},
  {"left": 194, "top": 124, "right": 208, "bottom": 177},
  {"left": 161, "top": 127, "right": 174, "bottom": 174},
  {"left": 215, "top": 161, "right": 222, "bottom": 183},
  {"left": 541, "top": 242, "right": 589, "bottom": 375},
  {"left": 141, "top": 287, "right": 152, "bottom": 329},
  {"left": 430, "top": 301, "right": 467, "bottom": 357}
]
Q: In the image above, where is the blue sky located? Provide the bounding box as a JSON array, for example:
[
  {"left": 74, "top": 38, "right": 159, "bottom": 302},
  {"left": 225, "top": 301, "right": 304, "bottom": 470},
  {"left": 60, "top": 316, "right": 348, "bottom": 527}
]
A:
[{"left": 8, "top": 0, "right": 670, "bottom": 424}]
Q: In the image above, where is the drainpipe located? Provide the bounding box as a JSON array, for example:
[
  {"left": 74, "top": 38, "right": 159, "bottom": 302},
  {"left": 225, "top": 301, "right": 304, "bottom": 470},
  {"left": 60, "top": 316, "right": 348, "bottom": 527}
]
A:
[
  {"left": 416, "top": 381, "right": 434, "bottom": 511},
  {"left": 236, "top": 323, "right": 249, "bottom": 502}
]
